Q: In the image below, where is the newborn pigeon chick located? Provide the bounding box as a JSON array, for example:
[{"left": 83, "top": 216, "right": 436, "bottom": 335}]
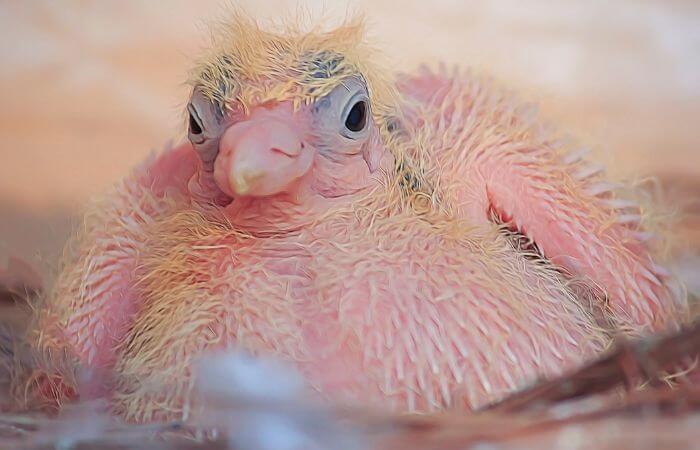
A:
[{"left": 23, "top": 14, "right": 687, "bottom": 422}]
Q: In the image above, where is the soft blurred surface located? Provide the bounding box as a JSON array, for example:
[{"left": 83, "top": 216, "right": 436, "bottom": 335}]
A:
[{"left": 0, "top": 0, "right": 698, "bottom": 281}]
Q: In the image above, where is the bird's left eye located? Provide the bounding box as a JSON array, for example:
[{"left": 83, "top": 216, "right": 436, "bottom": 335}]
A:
[
  {"left": 344, "top": 100, "right": 367, "bottom": 132},
  {"left": 314, "top": 76, "right": 371, "bottom": 141}
]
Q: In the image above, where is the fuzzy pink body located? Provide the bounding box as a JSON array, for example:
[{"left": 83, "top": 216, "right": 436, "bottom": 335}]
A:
[{"left": 28, "top": 68, "right": 686, "bottom": 422}]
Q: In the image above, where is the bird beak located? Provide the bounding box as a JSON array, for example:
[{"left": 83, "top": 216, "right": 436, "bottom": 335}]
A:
[{"left": 214, "top": 104, "right": 314, "bottom": 198}]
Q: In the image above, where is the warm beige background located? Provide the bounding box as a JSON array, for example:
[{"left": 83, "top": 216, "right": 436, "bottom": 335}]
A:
[{"left": 0, "top": 1, "right": 698, "bottom": 287}]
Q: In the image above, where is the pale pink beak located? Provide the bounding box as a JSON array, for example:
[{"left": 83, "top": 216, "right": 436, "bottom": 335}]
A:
[{"left": 214, "top": 104, "right": 314, "bottom": 197}]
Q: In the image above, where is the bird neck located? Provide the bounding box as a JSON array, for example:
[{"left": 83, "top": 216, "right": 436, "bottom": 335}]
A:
[
  {"left": 220, "top": 152, "right": 386, "bottom": 234},
  {"left": 219, "top": 177, "right": 350, "bottom": 235}
]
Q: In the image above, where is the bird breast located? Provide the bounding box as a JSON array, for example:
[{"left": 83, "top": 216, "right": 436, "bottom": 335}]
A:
[{"left": 118, "top": 208, "right": 607, "bottom": 416}]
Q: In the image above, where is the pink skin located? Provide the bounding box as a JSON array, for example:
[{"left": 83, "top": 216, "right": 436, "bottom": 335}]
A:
[
  {"left": 33, "top": 99, "right": 379, "bottom": 405},
  {"left": 29, "top": 144, "right": 201, "bottom": 402},
  {"left": 31, "top": 70, "right": 686, "bottom": 417},
  {"left": 398, "top": 68, "right": 684, "bottom": 331}
]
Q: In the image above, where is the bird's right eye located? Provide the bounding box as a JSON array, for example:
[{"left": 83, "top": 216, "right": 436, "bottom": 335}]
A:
[{"left": 188, "top": 105, "right": 204, "bottom": 136}]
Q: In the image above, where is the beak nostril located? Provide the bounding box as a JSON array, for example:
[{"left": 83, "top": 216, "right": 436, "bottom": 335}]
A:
[{"left": 270, "top": 147, "right": 296, "bottom": 158}]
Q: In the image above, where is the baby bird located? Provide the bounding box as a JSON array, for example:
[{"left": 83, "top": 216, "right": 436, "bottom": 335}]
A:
[{"left": 22, "top": 14, "right": 687, "bottom": 422}]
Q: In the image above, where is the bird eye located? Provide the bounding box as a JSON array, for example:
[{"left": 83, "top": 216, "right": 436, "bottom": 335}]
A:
[
  {"left": 344, "top": 100, "right": 367, "bottom": 133},
  {"left": 188, "top": 105, "right": 204, "bottom": 136},
  {"left": 314, "top": 76, "right": 371, "bottom": 141},
  {"left": 187, "top": 88, "right": 225, "bottom": 169}
]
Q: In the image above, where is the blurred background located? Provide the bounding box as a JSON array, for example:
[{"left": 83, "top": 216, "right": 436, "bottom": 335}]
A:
[{"left": 0, "top": 0, "right": 698, "bottom": 291}]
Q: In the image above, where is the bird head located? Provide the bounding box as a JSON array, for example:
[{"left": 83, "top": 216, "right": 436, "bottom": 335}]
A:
[{"left": 186, "top": 13, "right": 396, "bottom": 200}]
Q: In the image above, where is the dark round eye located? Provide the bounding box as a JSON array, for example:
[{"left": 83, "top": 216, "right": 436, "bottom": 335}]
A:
[
  {"left": 344, "top": 100, "right": 367, "bottom": 132},
  {"left": 189, "top": 110, "right": 203, "bottom": 135}
]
